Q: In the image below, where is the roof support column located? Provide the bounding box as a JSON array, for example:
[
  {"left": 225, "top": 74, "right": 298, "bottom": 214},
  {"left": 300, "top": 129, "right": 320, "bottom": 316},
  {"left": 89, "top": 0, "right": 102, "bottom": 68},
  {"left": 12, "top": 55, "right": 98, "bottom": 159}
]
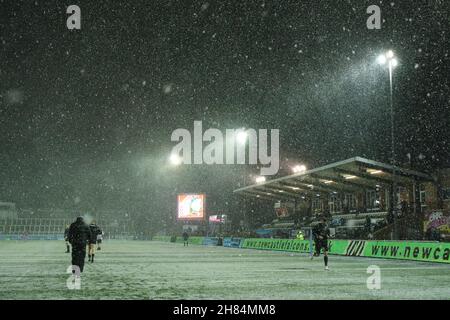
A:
[
  {"left": 413, "top": 179, "right": 423, "bottom": 239},
  {"left": 388, "top": 183, "right": 397, "bottom": 240},
  {"left": 323, "top": 194, "right": 330, "bottom": 218}
]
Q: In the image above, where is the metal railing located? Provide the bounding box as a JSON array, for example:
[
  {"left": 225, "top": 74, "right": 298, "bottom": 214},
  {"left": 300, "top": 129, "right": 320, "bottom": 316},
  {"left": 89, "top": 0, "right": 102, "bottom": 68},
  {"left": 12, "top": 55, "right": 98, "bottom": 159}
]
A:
[{"left": 0, "top": 217, "right": 136, "bottom": 239}]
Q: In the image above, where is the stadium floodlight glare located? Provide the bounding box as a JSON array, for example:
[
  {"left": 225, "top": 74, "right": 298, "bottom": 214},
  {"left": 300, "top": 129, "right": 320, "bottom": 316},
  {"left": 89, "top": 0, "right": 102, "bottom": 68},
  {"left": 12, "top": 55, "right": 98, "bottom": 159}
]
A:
[
  {"left": 377, "top": 54, "right": 387, "bottom": 65},
  {"left": 255, "top": 176, "right": 266, "bottom": 183},
  {"left": 386, "top": 50, "right": 394, "bottom": 59},
  {"left": 236, "top": 130, "right": 248, "bottom": 144},
  {"left": 391, "top": 58, "right": 398, "bottom": 67},
  {"left": 169, "top": 153, "right": 182, "bottom": 166},
  {"left": 292, "top": 164, "right": 307, "bottom": 173},
  {"left": 378, "top": 50, "right": 398, "bottom": 68}
]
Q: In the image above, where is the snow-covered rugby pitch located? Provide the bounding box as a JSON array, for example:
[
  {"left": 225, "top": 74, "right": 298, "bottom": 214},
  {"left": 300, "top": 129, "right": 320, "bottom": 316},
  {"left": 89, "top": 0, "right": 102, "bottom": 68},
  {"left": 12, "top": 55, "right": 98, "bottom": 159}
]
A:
[{"left": 0, "top": 240, "right": 449, "bottom": 299}]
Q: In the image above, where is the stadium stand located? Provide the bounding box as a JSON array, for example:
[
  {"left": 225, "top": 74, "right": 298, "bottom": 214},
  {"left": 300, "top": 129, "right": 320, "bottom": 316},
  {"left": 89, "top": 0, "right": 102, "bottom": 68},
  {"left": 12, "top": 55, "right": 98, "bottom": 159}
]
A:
[{"left": 234, "top": 157, "right": 450, "bottom": 240}]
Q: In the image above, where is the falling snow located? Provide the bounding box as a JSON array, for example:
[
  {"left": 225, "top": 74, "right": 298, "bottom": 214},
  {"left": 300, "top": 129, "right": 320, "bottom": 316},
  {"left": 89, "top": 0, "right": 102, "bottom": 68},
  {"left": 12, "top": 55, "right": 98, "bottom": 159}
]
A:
[{"left": 0, "top": 0, "right": 448, "bottom": 254}]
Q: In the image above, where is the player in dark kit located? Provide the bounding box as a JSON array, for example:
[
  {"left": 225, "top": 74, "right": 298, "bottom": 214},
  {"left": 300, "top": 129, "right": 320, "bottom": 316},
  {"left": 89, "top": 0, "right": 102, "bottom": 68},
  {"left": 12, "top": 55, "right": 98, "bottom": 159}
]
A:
[
  {"left": 312, "top": 216, "right": 330, "bottom": 270},
  {"left": 88, "top": 221, "right": 101, "bottom": 263},
  {"left": 96, "top": 229, "right": 104, "bottom": 251},
  {"left": 64, "top": 225, "right": 70, "bottom": 253},
  {"left": 182, "top": 231, "right": 189, "bottom": 246},
  {"left": 67, "top": 217, "right": 92, "bottom": 273}
]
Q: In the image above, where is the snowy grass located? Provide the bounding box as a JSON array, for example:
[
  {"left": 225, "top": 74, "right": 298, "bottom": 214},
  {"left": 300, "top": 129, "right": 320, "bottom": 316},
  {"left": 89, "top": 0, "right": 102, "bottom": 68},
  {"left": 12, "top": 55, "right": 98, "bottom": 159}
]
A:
[{"left": 0, "top": 240, "right": 449, "bottom": 299}]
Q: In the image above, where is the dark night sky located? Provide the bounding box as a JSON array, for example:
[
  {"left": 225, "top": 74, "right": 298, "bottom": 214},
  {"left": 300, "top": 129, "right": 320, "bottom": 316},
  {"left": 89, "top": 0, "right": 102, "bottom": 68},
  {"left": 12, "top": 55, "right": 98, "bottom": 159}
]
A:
[{"left": 0, "top": 1, "right": 449, "bottom": 222}]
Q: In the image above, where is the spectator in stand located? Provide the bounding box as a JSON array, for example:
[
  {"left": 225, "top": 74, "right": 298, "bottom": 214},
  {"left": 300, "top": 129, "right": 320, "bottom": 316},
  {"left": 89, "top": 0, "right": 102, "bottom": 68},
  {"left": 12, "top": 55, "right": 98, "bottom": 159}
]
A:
[
  {"left": 425, "top": 227, "right": 432, "bottom": 240},
  {"left": 400, "top": 201, "right": 408, "bottom": 218},
  {"left": 432, "top": 228, "right": 441, "bottom": 242},
  {"left": 387, "top": 211, "right": 394, "bottom": 224}
]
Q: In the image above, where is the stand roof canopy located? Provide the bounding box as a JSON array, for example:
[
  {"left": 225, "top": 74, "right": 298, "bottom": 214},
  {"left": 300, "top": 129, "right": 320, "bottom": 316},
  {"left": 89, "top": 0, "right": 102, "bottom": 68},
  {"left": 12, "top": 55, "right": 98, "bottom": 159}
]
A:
[{"left": 233, "top": 157, "right": 433, "bottom": 202}]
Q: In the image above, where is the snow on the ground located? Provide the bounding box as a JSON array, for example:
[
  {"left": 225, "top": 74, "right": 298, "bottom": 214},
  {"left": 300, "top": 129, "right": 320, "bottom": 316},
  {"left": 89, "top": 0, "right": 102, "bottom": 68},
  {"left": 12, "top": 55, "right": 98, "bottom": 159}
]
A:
[{"left": 0, "top": 240, "right": 449, "bottom": 299}]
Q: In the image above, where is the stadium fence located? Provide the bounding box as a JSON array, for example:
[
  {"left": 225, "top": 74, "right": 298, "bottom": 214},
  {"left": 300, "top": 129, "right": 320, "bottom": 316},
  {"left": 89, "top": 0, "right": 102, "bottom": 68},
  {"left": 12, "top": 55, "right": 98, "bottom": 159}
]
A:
[{"left": 0, "top": 217, "right": 135, "bottom": 240}]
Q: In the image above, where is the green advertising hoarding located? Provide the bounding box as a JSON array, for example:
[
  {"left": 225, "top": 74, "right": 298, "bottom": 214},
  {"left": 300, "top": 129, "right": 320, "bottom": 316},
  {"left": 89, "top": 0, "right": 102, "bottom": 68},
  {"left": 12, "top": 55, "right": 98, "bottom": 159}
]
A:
[
  {"left": 241, "top": 238, "right": 311, "bottom": 252},
  {"left": 363, "top": 241, "right": 450, "bottom": 263},
  {"left": 153, "top": 235, "right": 204, "bottom": 245},
  {"left": 152, "top": 236, "right": 172, "bottom": 242},
  {"left": 175, "top": 236, "right": 204, "bottom": 245},
  {"left": 241, "top": 238, "right": 349, "bottom": 255},
  {"left": 241, "top": 238, "right": 450, "bottom": 264},
  {"left": 154, "top": 236, "right": 450, "bottom": 263}
]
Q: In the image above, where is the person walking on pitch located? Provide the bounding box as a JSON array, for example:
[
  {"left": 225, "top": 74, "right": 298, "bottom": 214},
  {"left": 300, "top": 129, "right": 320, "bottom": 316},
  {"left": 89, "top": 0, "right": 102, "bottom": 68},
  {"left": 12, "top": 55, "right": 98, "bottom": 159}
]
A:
[
  {"left": 64, "top": 225, "right": 70, "bottom": 253},
  {"left": 88, "top": 220, "right": 101, "bottom": 263},
  {"left": 182, "top": 231, "right": 189, "bottom": 246},
  {"left": 67, "top": 217, "right": 91, "bottom": 274}
]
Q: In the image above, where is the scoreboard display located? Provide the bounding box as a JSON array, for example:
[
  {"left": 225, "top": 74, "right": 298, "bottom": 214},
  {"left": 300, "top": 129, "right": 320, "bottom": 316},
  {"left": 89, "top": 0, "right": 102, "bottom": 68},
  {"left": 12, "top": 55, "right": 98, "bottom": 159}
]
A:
[{"left": 177, "top": 194, "right": 205, "bottom": 220}]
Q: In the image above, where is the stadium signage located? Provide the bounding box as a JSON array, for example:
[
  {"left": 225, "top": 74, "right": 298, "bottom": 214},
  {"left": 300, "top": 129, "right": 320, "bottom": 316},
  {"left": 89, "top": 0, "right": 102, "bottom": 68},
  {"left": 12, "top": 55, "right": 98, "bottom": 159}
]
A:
[
  {"left": 424, "top": 210, "right": 450, "bottom": 236},
  {"left": 242, "top": 239, "right": 312, "bottom": 252},
  {"left": 223, "top": 237, "right": 244, "bottom": 248},
  {"left": 177, "top": 194, "right": 205, "bottom": 221},
  {"left": 153, "top": 236, "right": 450, "bottom": 263},
  {"left": 365, "top": 241, "right": 450, "bottom": 263},
  {"left": 171, "top": 121, "right": 280, "bottom": 175},
  {"left": 345, "top": 240, "right": 366, "bottom": 256},
  {"left": 241, "top": 239, "right": 450, "bottom": 264}
]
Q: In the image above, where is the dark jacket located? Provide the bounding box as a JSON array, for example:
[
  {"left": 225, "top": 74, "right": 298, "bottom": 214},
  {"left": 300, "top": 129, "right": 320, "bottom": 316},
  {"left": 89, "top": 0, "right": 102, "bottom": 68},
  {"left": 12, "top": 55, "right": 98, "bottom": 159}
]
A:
[
  {"left": 88, "top": 224, "right": 101, "bottom": 243},
  {"left": 182, "top": 232, "right": 189, "bottom": 241},
  {"left": 68, "top": 217, "right": 92, "bottom": 247}
]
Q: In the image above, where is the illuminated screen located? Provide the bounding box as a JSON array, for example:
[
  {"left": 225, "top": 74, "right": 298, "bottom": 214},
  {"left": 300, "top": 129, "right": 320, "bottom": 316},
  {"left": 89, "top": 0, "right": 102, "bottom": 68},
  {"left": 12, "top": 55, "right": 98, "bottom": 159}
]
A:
[
  {"left": 177, "top": 194, "right": 205, "bottom": 220},
  {"left": 209, "top": 215, "right": 221, "bottom": 223}
]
